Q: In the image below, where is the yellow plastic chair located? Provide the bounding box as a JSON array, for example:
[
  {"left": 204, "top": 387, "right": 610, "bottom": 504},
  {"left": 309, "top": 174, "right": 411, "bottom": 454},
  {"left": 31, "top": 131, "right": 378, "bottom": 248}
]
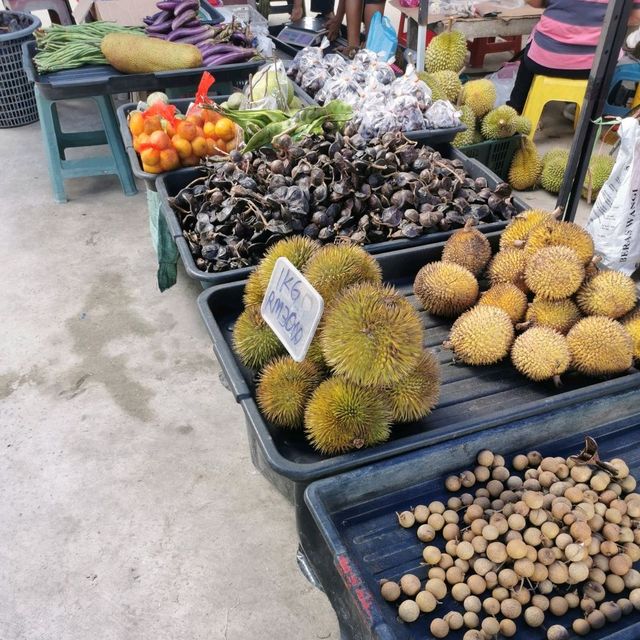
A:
[{"left": 521, "top": 75, "right": 589, "bottom": 140}]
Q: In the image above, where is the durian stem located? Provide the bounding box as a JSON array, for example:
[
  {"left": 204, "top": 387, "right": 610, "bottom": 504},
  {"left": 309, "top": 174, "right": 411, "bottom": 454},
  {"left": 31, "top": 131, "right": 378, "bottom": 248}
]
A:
[
  {"left": 515, "top": 321, "right": 531, "bottom": 331},
  {"left": 463, "top": 218, "right": 475, "bottom": 230},
  {"left": 513, "top": 240, "right": 525, "bottom": 248},
  {"left": 591, "top": 255, "right": 602, "bottom": 266},
  {"left": 552, "top": 207, "right": 563, "bottom": 219},
  {"left": 442, "top": 340, "right": 453, "bottom": 350},
  {"left": 553, "top": 375, "right": 563, "bottom": 388}
]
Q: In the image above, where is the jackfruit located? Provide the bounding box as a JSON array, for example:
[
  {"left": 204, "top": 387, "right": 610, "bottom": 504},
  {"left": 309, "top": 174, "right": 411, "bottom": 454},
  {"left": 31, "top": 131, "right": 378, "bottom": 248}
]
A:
[
  {"left": 441, "top": 219, "right": 492, "bottom": 275},
  {"left": 524, "top": 297, "right": 581, "bottom": 334},
  {"left": 524, "top": 246, "right": 585, "bottom": 300},
  {"left": 414, "top": 261, "right": 479, "bottom": 317},
  {"left": 445, "top": 305, "right": 515, "bottom": 365},
  {"left": 452, "top": 105, "right": 477, "bottom": 148},
  {"left": 478, "top": 283, "right": 528, "bottom": 323},
  {"left": 481, "top": 105, "right": 518, "bottom": 139},
  {"left": 499, "top": 209, "right": 554, "bottom": 250},
  {"left": 487, "top": 248, "right": 528, "bottom": 291},
  {"left": 523, "top": 220, "right": 594, "bottom": 264},
  {"left": 101, "top": 33, "right": 202, "bottom": 73},
  {"left": 425, "top": 30, "right": 467, "bottom": 73},
  {"left": 256, "top": 357, "right": 323, "bottom": 428},
  {"left": 567, "top": 317, "right": 633, "bottom": 376},
  {"left": 233, "top": 306, "right": 286, "bottom": 370},
  {"left": 460, "top": 79, "right": 497, "bottom": 119},
  {"left": 385, "top": 350, "right": 441, "bottom": 423},
  {"left": 320, "top": 283, "right": 423, "bottom": 387},
  {"left": 576, "top": 270, "right": 637, "bottom": 319},
  {"left": 428, "top": 70, "right": 462, "bottom": 102},
  {"left": 583, "top": 153, "right": 615, "bottom": 201},
  {"left": 540, "top": 150, "right": 569, "bottom": 194},
  {"left": 508, "top": 138, "right": 542, "bottom": 190},
  {"left": 513, "top": 116, "right": 532, "bottom": 136},
  {"left": 256, "top": 236, "right": 320, "bottom": 290},
  {"left": 303, "top": 244, "right": 382, "bottom": 306},
  {"left": 304, "top": 377, "right": 391, "bottom": 455},
  {"left": 511, "top": 327, "right": 571, "bottom": 382},
  {"left": 623, "top": 309, "right": 640, "bottom": 360}
]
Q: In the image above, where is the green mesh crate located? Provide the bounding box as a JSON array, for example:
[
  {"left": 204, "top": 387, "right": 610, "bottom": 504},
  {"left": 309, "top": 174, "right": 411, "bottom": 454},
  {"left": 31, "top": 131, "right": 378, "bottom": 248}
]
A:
[{"left": 459, "top": 134, "right": 523, "bottom": 181}]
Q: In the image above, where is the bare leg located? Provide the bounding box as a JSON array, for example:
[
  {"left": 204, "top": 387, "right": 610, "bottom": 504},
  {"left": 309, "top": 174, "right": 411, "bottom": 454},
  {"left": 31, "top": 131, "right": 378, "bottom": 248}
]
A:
[
  {"left": 363, "top": 2, "right": 385, "bottom": 35},
  {"left": 345, "top": 0, "right": 364, "bottom": 48}
]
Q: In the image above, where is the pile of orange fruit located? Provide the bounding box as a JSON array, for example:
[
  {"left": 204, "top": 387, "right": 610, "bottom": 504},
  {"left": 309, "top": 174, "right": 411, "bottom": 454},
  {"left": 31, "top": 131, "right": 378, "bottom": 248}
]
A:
[{"left": 128, "top": 107, "right": 239, "bottom": 174}]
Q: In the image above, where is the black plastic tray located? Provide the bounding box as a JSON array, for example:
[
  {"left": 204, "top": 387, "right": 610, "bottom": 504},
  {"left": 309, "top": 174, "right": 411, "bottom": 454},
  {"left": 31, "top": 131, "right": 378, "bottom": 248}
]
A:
[
  {"left": 196, "top": 234, "right": 640, "bottom": 507},
  {"left": 22, "top": 40, "right": 263, "bottom": 101},
  {"left": 302, "top": 415, "right": 640, "bottom": 640},
  {"left": 158, "top": 148, "right": 523, "bottom": 287}
]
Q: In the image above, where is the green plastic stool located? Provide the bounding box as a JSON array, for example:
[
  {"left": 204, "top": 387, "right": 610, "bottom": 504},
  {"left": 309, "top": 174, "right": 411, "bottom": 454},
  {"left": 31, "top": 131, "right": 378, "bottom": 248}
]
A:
[{"left": 34, "top": 86, "right": 138, "bottom": 203}]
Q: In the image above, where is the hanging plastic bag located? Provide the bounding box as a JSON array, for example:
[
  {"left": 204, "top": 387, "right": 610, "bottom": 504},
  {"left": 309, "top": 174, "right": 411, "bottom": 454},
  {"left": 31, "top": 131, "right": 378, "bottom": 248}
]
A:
[
  {"left": 365, "top": 12, "right": 397, "bottom": 63},
  {"left": 243, "top": 60, "right": 292, "bottom": 110},
  {"left": 586, "top": 117, "right": 640, "bottom": 278}
]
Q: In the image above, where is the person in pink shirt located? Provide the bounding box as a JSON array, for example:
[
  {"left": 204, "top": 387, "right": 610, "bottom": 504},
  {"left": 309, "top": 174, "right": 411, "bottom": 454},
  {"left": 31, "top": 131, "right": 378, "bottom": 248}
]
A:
[{"left": 507, "top": 0, "right": 640, "bottom": 113}]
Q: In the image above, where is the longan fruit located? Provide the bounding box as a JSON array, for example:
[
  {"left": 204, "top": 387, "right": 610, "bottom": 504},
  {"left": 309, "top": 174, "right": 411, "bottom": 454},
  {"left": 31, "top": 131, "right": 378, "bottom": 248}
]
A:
[
  {"left": 483, "top": 597, "right": 500, "bottom": 616},
  {"left": 501, "top": 598, "right": 522, "bottom": 619},
  {"left": 609, "top": 458, "right": 630, "bottom": 478},
  {"left": 492, "top": 454, "right": 506, "bottom": 468},
  {"left": 428, "top": 513, "right": 445, "bottom": 531},
  {"left": 486, "top": 542, "right": 507, "bottom": 564},
  {"left": 581, "top": 597, "right": 596, "bottom": 613},
  {"left": 556, "top": 464, "right": 569, "bottom": 479},
  {"left": 511, "top": 584, "right": 531, "bottom": 605},
  {"left": 473, "top": 466, "right": 490, "bottom": 483},
  {"left": 606, "top": 573, "right": 625, "bottom": 593},
  {"left": 470, "top": 518, "right": 488, "bottom": 536},
  {"left": 489, "top": 513, "right": 509, "bottom": 535},
  {"left": 600, "top": 601, "right": 622, "bottom": 623},
  {"left": 627, "top": 501, "right": 640, "bottom": 518},
  {"left": 527, "top": 451, "right": 542, "bottom": 466},
  {"left": 576, "top": 502, "right": 595, "bottom": 521},
  {"left": 498, "top": 568, "right": 518, "bottom": 589},
  {"left": 524, "top": 491, "right": 544, "bottom": 511},
  {"left": 397, "top": 511, "right": 415, "bottom": 528},
  {"left": 610, "top": 498, "right": 627, "bottom": 514},
  {"left": 568, "top": 562, "right": 589, "bottom": 583},
  {"left": 477, "top": 449, "right": 494, "bottom": 467},
  {"left": 486, "top": 480, "right": 504, "bottom": 497},
  {"left": 444, "top": 611, "right": 464, "bottom": 631},
  {"left": 541, "top": 521, "right": 560, "bottom": 540},
  {"left": 456, "top": 541, "right": 474, "bottom": 561},
  {"left": 571, "top": 465, "right": 593, "bottom": 483},
  {"left": 474, "top": 497, "right": 491, "bottom": 510},
  {"left": 530, "top": 508, "right": 548, "bottom": 526},
  {"left": 524, "top": 606, "right": 545, "bottom": 627},
  {"left": 603, "top": 523, "right": 621, "bottom": 543},
  {"left": 430, "top": 618, "right": 449, "bottom": 638},
  {"left": 460, "top": 470, "right": 476, "bottom": 488},
  {"left": 570, "top": 521, "right": 591, "bottom": 542},
  {"left": 548, "top": 561, "right": 569, "bottom": 584},
  {"left": 443, "top": 523, "right": 460, "bottom": 541},
  {"left": 532, "top": 562, "right": 549, "bottom": 582},
  {"left": 445, "top": 475, "right": 462, "bottom": 492},
  {"left": 400, "top": 574, "right": 421, "bottom": 596},
  {"left": 380, "top": 580, "right": 401, "bottom": 602},
  {"left": 550, "top": 481, "right": 569, "bottom": 497},
  {"left": 481, "top": 524, "right": 498, "bottom": 542},
  {"left": 592, "top": 554, "right": 609, "bottom": 571},
  {"left": 620, "top": 526, "right": 634, "bottom": 543},
  {"left": 463, "top": 631, "right": 483, "bottom": 640},
  {"left": 446, "top": 566, "right": 464, "bottom": 585},
  {"left": 425, "top": 578, "right": 447, "bottom": 600},
  {"left": 549, "top": 596, "right": 569, "bottom": 616},
  {"left": 417, "top": 524, "right": 436, "bottom": 542},
  {"left": 538, "top": 547, "right": 556, "bottom": 566},
  {"left": 439, "top": 554, "right": 454, "bottom": 570},
  {"left": 621, "top": 475, "right": 637, "bottom": 492},
  {"left": 473, "top": 557, "right": 493, "bottom": 577},
  {"left": 460, "top": 493, "right": 474, "bottom": 506},
  {"left": 551, "top": 499, "right": 572, "bottom": 520},
  {"left": 587, "top": 609, "right": 606, "bottom": 629},
  {"left": 465, "top": 504, "right": 484, "bottom": 523},
  {"left": 618, "top": 598, "right": 633, "bottom": 616},
  {"left": 524, "top": 470, "right": 539, "bottom": 483},
  {"left": 572, "top": 618, "right": 591, "bottom": 636},
  {"left": 590, "top": 471, "right": 610, "bottom": 492},
  {"left": 546, "top": 624, "right": 569, "bottom": 640},
  {"left": 415, "top": 589, "right": 437, "bottom": 612},
  {"left": 467, "top": 574, "right": 486, "bottom": 596},
  {"left": 500, "top": 619, "right": 517, "bottom": 638},
  {"left": 398, "top": 599, "right": 420, "bottom": 622},
  {"left": 584, "top": 582, "right": 605, "bottom": 602},
  {"left": 624, "top": 569, "right": 640, "bottom": 589},
  {"left": 492, "top": 586, "right": 509, "bottom": 602},
  {"left": 506, "top": 539, "right": 527, "bottom": 560},
  {"left": 462, "top": 530, "right": 475, "bottom": 543},
  {"left": 512, "top": 454, "right": 529, "bottom": 470},
  {"left": 588, "top": 514, "right": 604, "bottom": 533},
  {"left": 600, "top": 540, "right": 619, "bottom": 558},
  {"left": 481, "top": 617, "right": 500, "bottom": 637},
  {"left": 609, "top": 553, "right": 632, "bottom": 576},
  {"left": 445, "top": 540, "right": 458, "bottom": 557},
  {"left": 484, "top": 571, "right": 498, "bottom": 589},
  {"left": 413, "top": 504, "right": 430, "bottom": 523},
  {"left": 423, "top": 546, "right": 441, "bottom": 565},
  {"left": 524, "top": 527, "right": 542, "bottom": 546},
  {"left": 532, "top": 594, "right": 549, "bottom": 611},
  {"left": 606, "top": 507, "right": 623, "bottom": 524},
  {"left": 464, "top": 595, "right": 482, "bottom": 613},
  {"left": 508, "top": 513, "right": 526, "bottom": 531},
  {"left": 565, "top": 592, "right": 580, "bottom": 609},
  {"left": 472, "top": 535, "right": 488, "bottom": 554},
  {"left": 456, "top": 558, "right": 471, "bottom": 573},
  {"left": 447, "top": 497, "right": 462, "bottom": 510},
  {"left": 463, "top": 612, "right": 479, "bottom": 629},
  {"left": 514, "top": 558, "right": 535, "bottom": 578},
  {"left": 631, "top": 588, "right": 640, "bottom": 609},
  {"left": 452, "top": 582, "right": 471, "bottom": 602},
  {"left": 492, "top": 466, "right": 510, "bottom": 482},
  {"left": 513, "top": 500, "right": 530, "bottom": 517},
  {"left": 538, "top": 471, "right": 557, "bottom": 488},
  {"left": 589, "top": 567, "right": 606, "bottom": 585}
]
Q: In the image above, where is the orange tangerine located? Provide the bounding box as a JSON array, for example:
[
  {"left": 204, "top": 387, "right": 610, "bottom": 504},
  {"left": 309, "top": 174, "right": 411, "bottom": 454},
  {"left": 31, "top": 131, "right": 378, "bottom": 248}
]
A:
[
  {"left": 163, "top": 119, "right": 176, "bottom": 138},
  {"left": 172, "top": 135, "right": 192, "bottom": 159},
  {"left": 148, "top": 130, "right": 171, "bottom": 150},
  {"left": 143, "top": 114, "right": 162, "bottom": 134},
  {"left": 142, "top": 162, "right": 163, "bottom": 174},
  {"left": 186, "top": 113, "right": 203, "bottom": 128},
  {"left": 226, "top": 139, "right": 237, "bottom": 152},
  {"left": 128, "top": 111, "right": 144, "bottom": 136},
  {"left": 140, "top": 148, "right": 161, "bottom": 167},
  {"left": 133, "top": 132, "right": 149, "bottom": 153},
  {"left": 203, "top": 121, "right": 216, "bottom": 138},
  {"left": 176, "top": 120, "right": 197, "bottom": 142},
  {"left": 191, "top": 136, "right": 208, "bottom": 157},
  {"left": 160, "top": 148, "right": 180, "bottom": 171},
  {"left": 181, "top": 154, "right": 200, "bottom": 167},
  {"left": 205, "top": 138, "right": 218, "bottom": 156},
  {"left": 214, "top": 117, "right": 236, "bottom": 142}
]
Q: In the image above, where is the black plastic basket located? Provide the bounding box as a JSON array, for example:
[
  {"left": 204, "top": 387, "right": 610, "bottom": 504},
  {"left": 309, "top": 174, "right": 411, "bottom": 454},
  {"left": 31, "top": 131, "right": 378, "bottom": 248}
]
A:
[
  {"left": 301, "top": 414, "right": 640, "bottom": 640},
  {"left": 459, "top": 134, "right": 523, "bottom": 181},
  {"left": 0, "top": 10, "right": 40, "bottom": 128},
  {"left": 196, "top": 234, "right": 640, "bottom": 509}
]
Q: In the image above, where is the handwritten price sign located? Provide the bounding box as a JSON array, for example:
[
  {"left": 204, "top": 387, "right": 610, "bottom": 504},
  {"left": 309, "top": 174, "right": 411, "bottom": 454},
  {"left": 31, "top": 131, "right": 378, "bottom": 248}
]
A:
[{"left": 261, "top": 257, "right": 324, "bottom": 362}]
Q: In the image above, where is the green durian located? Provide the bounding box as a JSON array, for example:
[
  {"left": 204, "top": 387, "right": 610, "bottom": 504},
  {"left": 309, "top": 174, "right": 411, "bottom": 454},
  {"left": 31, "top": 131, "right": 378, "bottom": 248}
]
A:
[
  {"left": 481, "top": 105, "right": 518, "bottom": 140},
  {"left": 425, "top": 30, "right": 467, "bottom": 73}
]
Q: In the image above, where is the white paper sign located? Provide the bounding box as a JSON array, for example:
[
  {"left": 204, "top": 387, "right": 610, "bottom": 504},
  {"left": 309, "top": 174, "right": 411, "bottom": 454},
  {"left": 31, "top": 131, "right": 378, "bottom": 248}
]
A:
[{"left": 261, "top": 257, "right": 324, "bottom": 362}]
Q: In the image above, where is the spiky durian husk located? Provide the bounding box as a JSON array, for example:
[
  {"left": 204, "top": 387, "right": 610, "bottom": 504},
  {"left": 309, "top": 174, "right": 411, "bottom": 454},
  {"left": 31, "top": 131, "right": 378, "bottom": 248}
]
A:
[
  {"left": 576, "top": 270, "right": 638, "bottom": 319},
  {"left": 452, "top": 105, "right": 477, "bottom": 148},
  {"left": 425, "top": 30, "right": 467, "bottom": 73},
  {"left": 441, "top": 220, "right": 492, "bottom": 275},
  {"left": 508, "top": 138, "right": 542, "bottom": 191},
  {"left": 524, "top": 246, "right": 585, "bottom": 300},
  {"left": 460, "top": 79, "right": 496, "bottom": 119},
  {"left": 256, "top": 236, "right": 320, "bottom": 290},
  {"left": 523, "top": 220, "right": 594, "bottom": 264},
  {"left": 384, "top": 350, "right": 441, "bottom": 423},
  {"left": 256, "top": 357, "right": 323, "bottom": 428},
  {"left": 511, "top": 327, "right": 571, "bottom": 382},
  {"left": 583, "top": 154, "right": 615, "bottom": 201},
  {"left": 428, "top": 70, "right": 462, "bottom": 102},
  {"left": 513, "top": 115, "right": 532, "bottom": 136},
  {"left": 305, "top": 377, "right": 391, "bottom": 454},
  {"left": 567, "top": 317, "right": 633, "bottom": 376},
  {"left": 321, "top": 283, "right": 423, "bottom": 387},
  {"left": 540, "top": 150, "right": 569, "bottom": 194},
  {"left": 525, "top": 298, "right": 581, "bottom": 334},
  {"left": 499, "top": 209, "right": 553, "bottom": 250},
  {"left": 623, "top": 309, "right": 640, "bottom": 360},
  {"left": 418, "top": 71, "right": 448, "bottom": 101},
  {"left": 478, "top": 283, "right": 528, "bottom": 323},
  {"left": 447, "top": 305, "right": 515, "bottom": 365},
  {"left": 233, "top": 306, "right": 286, "bottom": 370},
  {"left": 487, "top": 248, "right": 528, "bottom": 291},
  {"left": 481, "top": 105, "right": 518, "bottom": 140},
  {"left": 244, "top": 271, "right": 266, "bottom": 307},
  {"left": 414, "top": 261, "right": 479, "bottom": 317},
  {"left": 303, "top": 244, "right": 382, "bottom": 306}
]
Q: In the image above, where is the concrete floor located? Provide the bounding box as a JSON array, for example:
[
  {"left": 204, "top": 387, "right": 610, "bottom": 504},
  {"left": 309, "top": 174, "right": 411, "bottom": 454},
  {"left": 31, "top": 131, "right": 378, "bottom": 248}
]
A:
[{"left": 0, "top": 97, "right": 593, "bottom": 640}]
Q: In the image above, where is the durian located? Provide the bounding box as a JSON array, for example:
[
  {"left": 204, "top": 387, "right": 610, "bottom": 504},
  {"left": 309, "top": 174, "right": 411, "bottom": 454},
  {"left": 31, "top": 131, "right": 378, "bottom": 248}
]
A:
[
  {"left": 441, "top": 219, "right": 491, "bottom": 275},
  {"left": 499, "top": 208, "right": 556, "bottom": 250},
  {"left": 583, "top": 154, "right": 615, "bottom": 202},
  {"left": 511, "top": 327, "right": 571, "bottom": 383},
  {"left": 303, "top": 244, "right": 382, "bottom": 306},
  {"left": 304, "top": 377, "right": 391, "bottom": 455},
  {"left": 524, "top": 246, "right": 585, "bottom": 300},
  {"left": 513, "top": 115, "right": 532, "bottom": 136},
  {"left": 540, "top": 150, "right": 569, "bottom": 194},
  {"left": 508, "top": 138, "right": 542, "bottom": 190},
  {"left": 418, "top": 71, "right": 448, "bottom": 101},
  {"left": 460, "top": 79, "right": 496, "bottom": 118},
  {"left": 425, "top": 29, "right": 467, "bottom": 73},
  {"left": 233, "top": 305, "right": 286, "bottom": 369},
  {"left": 471, "top": 130, "right": 484, "bottom": 144},
  {"left": 481, "top": 105, "right": 518, "bottom": 140},
  {"left": 385, "top": 350, "right": 440, "bottom": 423},
  {"left": 256, "top": 236, "right": 320, "bottom": 290},
  {"left": 414, "top": 261, "right": 479, "bottom": 317},
  {"left": 321, "top": 283, "right": 423, "bottom": 387},
  {"left": 256, "top": 357, "right": 323, "bottom": 428},
  {"left": 576, "top": 270, "right": 637, "bottom": 319},
  {"left": 452, "top": 105, "right": 477, "bottom": 148},
  {"left": 623, "top": 309, "right": 640, "bottom": 360},
  {"left": 428, "top": 70, "right": 462, "bottom": 102},
  {"left": 487, "top": 248, "right": 528, "bottom": 291},
  {"left": 523, "top": 220, "right": 594, "bottom": 264},
  {"left": 244, "top": 271, "right": 266, "bottom": 307},
  {"left": 567, "top": 317, "right": 633, "bottom": 376},
  {"left": 524, "top": 297, "right": 581, "bottom": 334},
  {"left": 445, "top": 305, "right": 515, "bottom": 365},
  {"left": 478, "top": 283, "right": 528, "bottom": 323}
]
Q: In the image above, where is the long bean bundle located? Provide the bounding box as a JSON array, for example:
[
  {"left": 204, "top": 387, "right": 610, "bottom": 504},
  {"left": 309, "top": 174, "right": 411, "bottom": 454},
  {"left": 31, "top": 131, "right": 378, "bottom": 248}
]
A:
[{"left": 34, "top": 22, "right": 142, "bottom": 73}]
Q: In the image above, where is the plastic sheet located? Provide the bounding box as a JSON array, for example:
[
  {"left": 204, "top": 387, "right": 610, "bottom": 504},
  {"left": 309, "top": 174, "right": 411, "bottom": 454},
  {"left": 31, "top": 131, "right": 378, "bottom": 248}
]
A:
[{"left": 424, "top": 99, "right": 462, "bottom": 129}]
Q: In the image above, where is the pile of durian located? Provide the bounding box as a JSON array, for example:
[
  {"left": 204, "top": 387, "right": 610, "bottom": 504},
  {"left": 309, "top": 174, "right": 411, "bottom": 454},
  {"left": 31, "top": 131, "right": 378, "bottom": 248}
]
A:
[
  {"left": 414, "top": 210, "right": 640, "bottom": 384},
  {"left": 232, "top": 238, "right": 441, "bottom": 456}
]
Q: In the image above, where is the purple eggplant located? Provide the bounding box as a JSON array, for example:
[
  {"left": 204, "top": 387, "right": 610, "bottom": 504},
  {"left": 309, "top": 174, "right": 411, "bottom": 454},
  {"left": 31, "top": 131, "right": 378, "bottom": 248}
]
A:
[
  {"left": 203, "top": 49, "right": 256, "bottom": 66},
  {"left": 156, "top": 1, "right": 179, "bottom": 9},
  {"left": 174, "top": 0, "right": 199, "bottom": 16},
  {"left": 229, "top": 31, "right": 250, "bottom": 46},
  {"left": 146, "top": 20, "right": 173, "bottom": 34},
  {"left": 151, "top": 9, "right": 171, "bottom": 24},
  {"left": 167, "top": 24, "right": 210, "bottom": 41},
  {"left": 171, "top": 9, "right": 197, "bottom": 30},
  {"left": 175, "top": 30, "right": 214, "bottom": 46}
]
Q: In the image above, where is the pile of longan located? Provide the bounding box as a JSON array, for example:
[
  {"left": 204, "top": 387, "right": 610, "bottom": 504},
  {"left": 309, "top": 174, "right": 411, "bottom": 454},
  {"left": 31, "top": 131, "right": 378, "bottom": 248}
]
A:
[{"left": 380, "top": 448, "right": 640, "bottom": 639}]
